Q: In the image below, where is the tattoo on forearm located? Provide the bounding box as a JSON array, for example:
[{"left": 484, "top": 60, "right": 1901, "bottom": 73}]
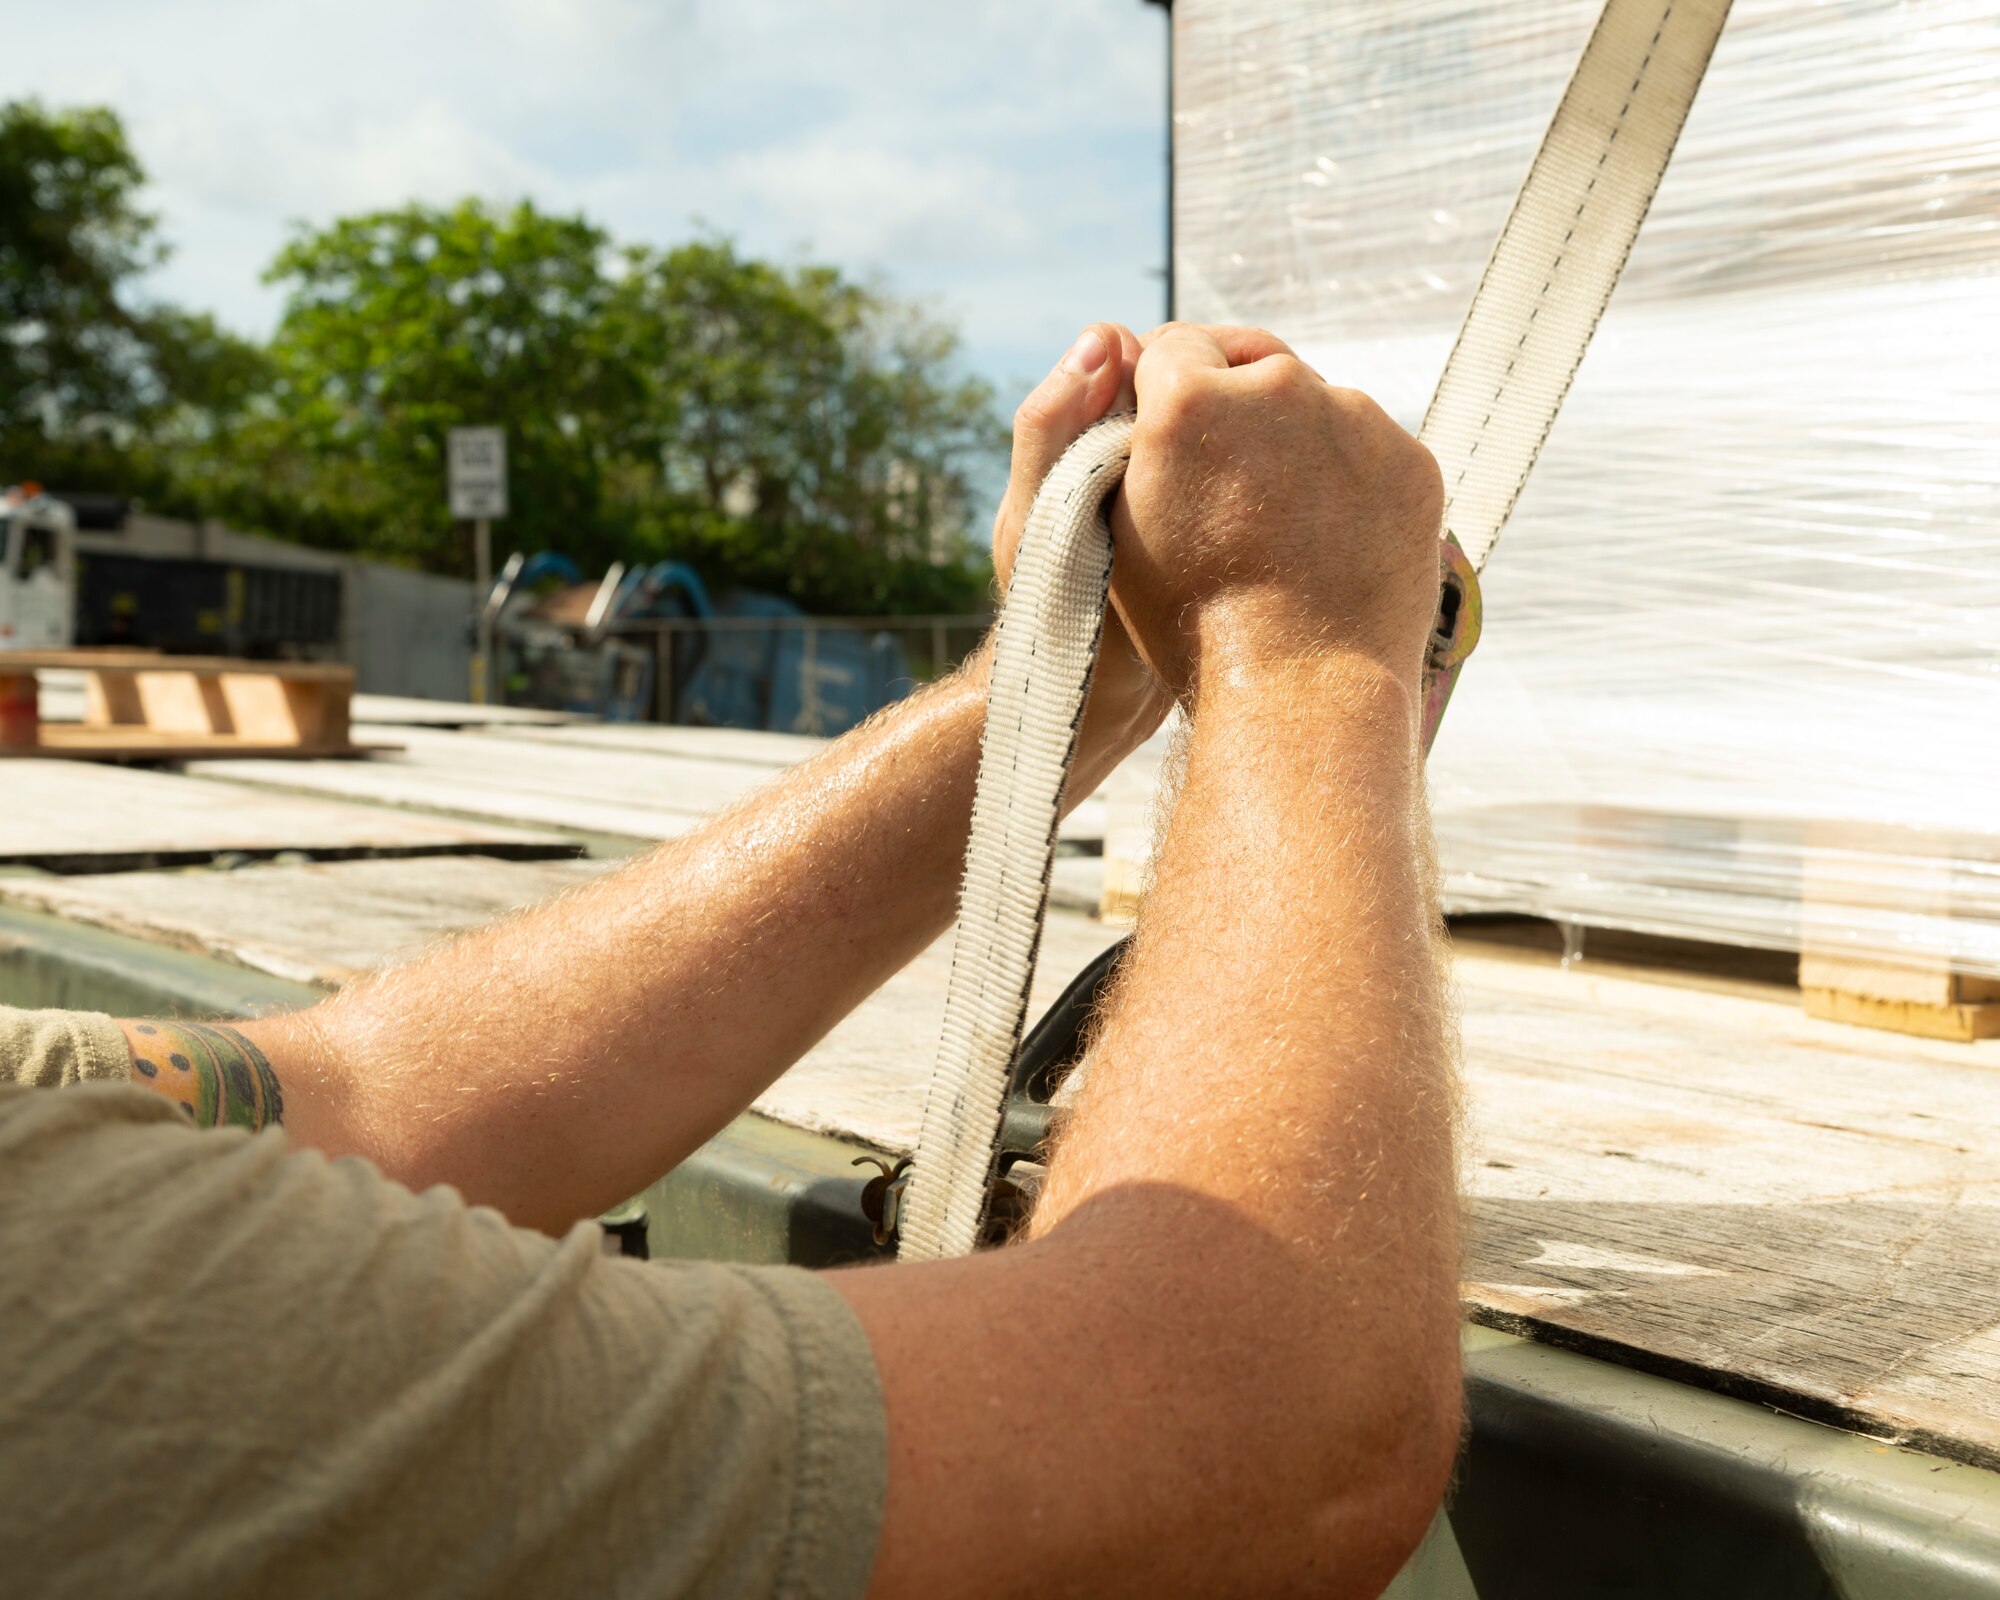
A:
[{"left": 130, "top": 1022, "right": 285, "bottom": 1130}]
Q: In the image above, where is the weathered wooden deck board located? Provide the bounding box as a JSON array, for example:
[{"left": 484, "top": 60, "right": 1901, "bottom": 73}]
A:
[
  {"left": 0, "top": 761, "right": 575, "bottom": 872},
  {"left": 194, "top": 722, "right": 1112, "bottom": 847},
  {"left": 0, "top": 858, "right": 1110, "bottom": 1128},
  {"left": 0, "top": 857, "right": 608, "bottom": 987},
  {"left": 408, "top": 720, "right": 1109, "bottom": 841},
  {"left": 32, "top": 677, "right": 577, "bottom": 734},
  {"left": 487, "top": 721, "right": 829, "bottom": 768},
  {"left": 350, "top": 695, "right": 578, "bottom": 728},
  {"left": 1450, "top": 946, "right": 2000, "bottom": 1464},
  {"left": 14, "top": 855, "right": 1995, "bottom": 1463},
  {"left": 473, "top": 721, "right": 1112, "bottom": 847},
  {"left": 187, "top": 727, "right": 769, "bottom": 840}
]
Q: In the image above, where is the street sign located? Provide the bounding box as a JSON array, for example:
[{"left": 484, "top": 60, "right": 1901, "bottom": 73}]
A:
[{"left": 447, "top": 427, "right": 508, "bottom": 519}]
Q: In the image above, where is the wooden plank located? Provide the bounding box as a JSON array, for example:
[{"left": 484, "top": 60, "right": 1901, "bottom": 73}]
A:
[
  {"left": 43, "top": 680, "right": 572, "bottom": 734},
  {"left": 21, "top": 842, "right": 1996, "bottom": 1461},
  {"left": 487, "top": 721, "right": 828, "bottom": 768},
  {"left": 1, "top": 853, "right": 1120, "bottom": 1153},
  {"left": 196, "top": 724, "right": 1112, "bottom": 849},
  {"left": 0, "top": 760, "right": 576, "bottom": 872},
  {"left": 0, "top": 857, "right": 606, "bottom": 987},
  {"left": 3, "top": 654, "right": 372, "bottom": 758},
  {"left": 351, "top": 695, "right": 578, "bottom": 728},
  {"left": 481, "top": 723, "right": 1112, "bottom": 846},
  {"left": 1796, "top": 839, "right": 2000, "bottom": 1038},
  {"left": 187, "top": 727, "right": 769, "bottom": 840},
  {"left": 43, "top": 681, "right": 564, "bottom": 732},
  {"left": 1449, "top": 939, "right": 2000, "bottom": 1466},
  {"left": 1801, "top": 985, "right": 2000, "bottom": 1042},
  {"left": 483, "top": 723, "right": 1109, "bottom": 846},
  {"left": 0, "top": 726, "right": 398, "bottom": 763},
  {"left": 0, "top": 650, "right": 351, "bottom": 680}
]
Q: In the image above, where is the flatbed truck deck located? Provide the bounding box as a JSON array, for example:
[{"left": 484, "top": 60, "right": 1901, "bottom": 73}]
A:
[{"left": 4, "top": 719, "right": 1996, "bottom": 1595}]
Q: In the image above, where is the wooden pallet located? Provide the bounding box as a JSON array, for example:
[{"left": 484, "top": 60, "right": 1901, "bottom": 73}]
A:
[
  {"left": 1427, "top": 914, "right": 2000, "bottom": 1043},
  {"left": 0, "top": 651, "right": 389, "bottom": 760},
  {"left": 1799, "top": 834, "right": 2000, "bottom": 1041},
  {"left": 1800, "top": 953, "right": 2000, "bottom": 1042}
]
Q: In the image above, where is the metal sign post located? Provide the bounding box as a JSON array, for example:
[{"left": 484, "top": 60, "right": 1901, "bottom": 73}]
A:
[{"left": 448, "top": 427, "right": 508, "bottom": 704}]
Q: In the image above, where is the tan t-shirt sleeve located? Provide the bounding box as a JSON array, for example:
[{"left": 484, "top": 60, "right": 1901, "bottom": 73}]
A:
[
  {"left": 0, "top": 1010, "right": 887, "bottom": 1600},
  {"left": 0, "top": 1002, "right": 132, "bottom": 1086}
]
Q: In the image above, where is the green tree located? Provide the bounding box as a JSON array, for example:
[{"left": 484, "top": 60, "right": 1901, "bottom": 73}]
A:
[
  {"left": 260, "top": 199, "right": 633, "bottom": 567},
  {"left": 0, "top": 101, "right": 160, "bottom": 452},
  {"left": 608, "top": 238, "right": 1001, "bottom": 612},
  {"left": 2, "top": 100, "right": 1004, "bottom": 615},
  {"left": 263, "top": 210, "right": 999, "bottom": 609},
  {"left": 0, "top": 101, "right": 271, "bottom": 505}
]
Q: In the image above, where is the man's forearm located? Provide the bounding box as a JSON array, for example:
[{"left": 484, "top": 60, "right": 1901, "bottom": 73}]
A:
[
  {"left": 1035, "top": 652, "right": 1460, "bottom": 1587},
  {"left": 222, "top": 654, "right": 1133, "bottom": 1233},
  {"left": 836, "top": 653, "right": 1460, "bottom": 1600},
  {"left": 1038, "top": 655, "right": 1457, "bottom": 1246}
]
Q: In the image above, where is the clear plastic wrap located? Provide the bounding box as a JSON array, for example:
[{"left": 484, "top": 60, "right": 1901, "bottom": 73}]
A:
[{"left": 1174, "top": 0, "right": 2000, "bottom": 978}]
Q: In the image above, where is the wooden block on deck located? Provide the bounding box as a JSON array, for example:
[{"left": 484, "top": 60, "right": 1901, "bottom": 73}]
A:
[
  {"left": 0, "top": 651, "right": 372, "bottom": 759},
  {"left": 1802, "top": 952, "right": 2000, "bottom": 1041},
  {"left": 1799, "top": 829, "right": 2000, "bottom": 1040}
]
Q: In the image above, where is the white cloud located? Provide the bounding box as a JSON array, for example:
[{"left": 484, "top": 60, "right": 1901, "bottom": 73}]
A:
[
  {"left": 721, "top": 140, "right": 1033, "bottom": 265},
  {"left": 142, "top": 100, "right": 546, "bottom": 219},
  {"left": 3, "top": 0, "right": 1168, "bottom": 390}
]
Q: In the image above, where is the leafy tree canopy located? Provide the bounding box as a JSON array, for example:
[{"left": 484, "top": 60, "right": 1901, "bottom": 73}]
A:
[
  {"left": 0, "top": 101, "right": 1004, "bottom": 615},
  {"left": 0, "top": 101, "right": 161, "bottom": 439}
]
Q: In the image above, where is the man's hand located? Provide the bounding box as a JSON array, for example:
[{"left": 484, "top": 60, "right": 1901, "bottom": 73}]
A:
[
  {"left": 991, "top": 321, "right": 1173, "bottom": 768},
  {"left": 1111, "top": 323, "right": 1444, "bottom": 701}
]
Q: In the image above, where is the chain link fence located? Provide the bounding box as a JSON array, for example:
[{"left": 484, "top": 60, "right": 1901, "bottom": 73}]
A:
[{"left": 503, "top": 614, "right": 992, "bottom": 737}]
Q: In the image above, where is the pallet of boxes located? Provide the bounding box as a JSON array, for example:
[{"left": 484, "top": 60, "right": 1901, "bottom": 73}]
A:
[{"left": 1163, "top": 0, "right": 2000, "bottom": 1044}]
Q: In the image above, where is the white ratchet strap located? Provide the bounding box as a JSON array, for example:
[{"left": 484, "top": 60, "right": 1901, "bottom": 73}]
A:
[{"left": 897, "top": 0, "right": 1734, "bottom": 1262}]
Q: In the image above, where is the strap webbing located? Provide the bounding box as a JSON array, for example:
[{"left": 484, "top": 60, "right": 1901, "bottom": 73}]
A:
[
  {"left": 895, "top": 417, "right": 1131, "bottom": 1261},
  {"left": 1424, "top": 0, "right": 1734, "bottom": 570},
  {"left": 898, "top": 0, "right": 1732, "bottom": 1262}
]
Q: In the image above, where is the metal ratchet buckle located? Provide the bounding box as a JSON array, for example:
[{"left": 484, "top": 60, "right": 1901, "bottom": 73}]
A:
[
  {"left": 854, "top": 1156, "right": 911, "bottom": 1247},
  {"left": 1422, "top": 533, "right": 1482, "bottom": 755}
]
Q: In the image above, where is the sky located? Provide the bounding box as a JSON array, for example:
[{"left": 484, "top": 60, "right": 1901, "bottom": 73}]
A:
[{"left": 8, "top": 0, "right": 1169, "bottom": 401}]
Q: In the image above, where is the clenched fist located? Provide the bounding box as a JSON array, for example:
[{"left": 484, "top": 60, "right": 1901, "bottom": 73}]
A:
[{"left": 1110, "top": 324, "right": 1444, "bottom": 702}]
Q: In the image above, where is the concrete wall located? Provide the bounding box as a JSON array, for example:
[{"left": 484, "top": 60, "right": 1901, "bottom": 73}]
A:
[{"left": 345, "top": 562, "right": 474, "bottom": 702}]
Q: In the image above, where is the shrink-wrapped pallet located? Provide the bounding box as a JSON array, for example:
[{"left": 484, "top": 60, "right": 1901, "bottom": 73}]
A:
[{"left": 1171, "top": 0, "right": 2000, "bottom": 1002}]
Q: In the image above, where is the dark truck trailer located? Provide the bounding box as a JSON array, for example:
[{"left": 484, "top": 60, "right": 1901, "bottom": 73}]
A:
[{"left": 73, "top": 550, "right": 342, "bottom": 658}]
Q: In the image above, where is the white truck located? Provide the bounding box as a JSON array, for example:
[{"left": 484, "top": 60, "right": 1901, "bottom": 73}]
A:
[
  {"left": 0, "top": 486, "right": 78, "bottom": 651},
  {"left": 0, "top": 486, "right": 342, "bottom": 658}
]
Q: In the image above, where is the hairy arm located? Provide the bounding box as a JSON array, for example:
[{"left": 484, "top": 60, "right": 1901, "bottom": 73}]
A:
[
  {"left": 114, "top": 324, "right": 1164, "bottom": 1240},
  {"left": 831, "top": 328, "right": 1463, "bottom": 1598}
]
